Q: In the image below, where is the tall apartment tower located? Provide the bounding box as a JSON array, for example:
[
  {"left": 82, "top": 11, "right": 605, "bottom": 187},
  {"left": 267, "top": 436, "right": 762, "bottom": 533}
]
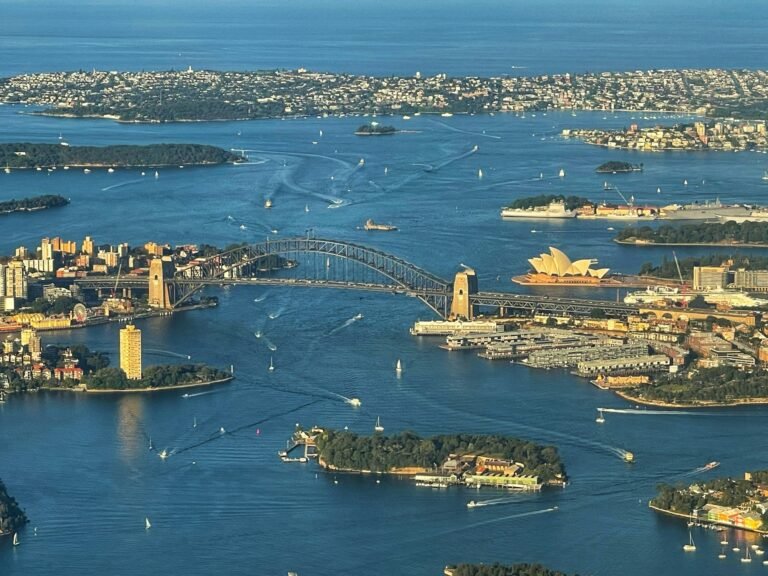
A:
[
  {"left": 82, "top": 236, "right": 95, "bottom": 256},
  {"left": 119, "top": 324, "right": 142, "bottom": 380}
]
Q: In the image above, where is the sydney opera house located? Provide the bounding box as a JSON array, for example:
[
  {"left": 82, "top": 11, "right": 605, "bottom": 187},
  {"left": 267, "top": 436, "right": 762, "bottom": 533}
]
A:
[{"left": 513, "top": 247, "right": 612, "bottom": 285}]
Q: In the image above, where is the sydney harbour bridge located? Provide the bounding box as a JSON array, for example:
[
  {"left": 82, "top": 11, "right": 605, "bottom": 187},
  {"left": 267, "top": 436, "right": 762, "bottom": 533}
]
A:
[{"left": 74, "top": 237, "right": 637, "bottom": 320}]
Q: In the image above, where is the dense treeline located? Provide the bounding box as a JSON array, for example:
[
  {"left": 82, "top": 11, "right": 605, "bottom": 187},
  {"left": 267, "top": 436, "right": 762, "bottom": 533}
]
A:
[
  {"left": 617, "top": 221, "right": 768, "bottom": 245},
  {"left": 638, "top": 253, "right": 768, "bottom": 279},
  {"left": 0, "top": 478, "right": 28, "bottom": 535},
  {"left": 316, "top": 430, "right": 566, "bottom": 482},
  {"left": 505, "top": 195, "right": 589, "bottom": 211},
  {"left": 0, "top": 194, "right": 69, "bottom": 214},
  {"left": 85, "top": 364, "right": 229, "bottom": 390},
  {"left": 355, "top": 123, "right": 396, "bottom": 135},
  {"left": 595, "top": 161, "right": 642, "bottom": 173},
  {"left": 628, "top": 366, "right": 768, "bottom": 404},
  {"left": 448, "top": 563, "right": 577, "bottom": 576},
  {"left": 51, "top": 100, "right": 287, "bottom": 123},
  {"left": 0, "top": 143, "right": 243, "bottom": 168},
  {"left": 652, "top": 472, "right": 768, "bottom": 522}
]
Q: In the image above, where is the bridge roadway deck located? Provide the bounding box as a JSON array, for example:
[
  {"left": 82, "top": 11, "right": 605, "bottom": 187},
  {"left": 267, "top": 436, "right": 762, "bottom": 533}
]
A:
[{"left": 75, "top": 277, "right": 639, "bottom": 316}]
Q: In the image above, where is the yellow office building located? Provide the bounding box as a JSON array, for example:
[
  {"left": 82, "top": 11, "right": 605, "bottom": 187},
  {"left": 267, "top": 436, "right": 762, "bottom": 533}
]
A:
[{"left": 119, "top": 324, "right": 142, "bottom": 380}]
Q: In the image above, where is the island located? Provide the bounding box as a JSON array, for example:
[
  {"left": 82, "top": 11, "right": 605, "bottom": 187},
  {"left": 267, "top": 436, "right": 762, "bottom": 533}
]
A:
[
  {"left": 0, "top": 478, "right": 28, "bottom": 537},
  {"left": 595, "top": 161, "right": 643, "bottom": 173},
  {"left": 355, "top": 123, "right": 396, "bottom": 135},
  {"left": 444, "top": 564, "right": 578, "bottom": 576},
  {"left": 650, "top": 470, "right": 768, "bottom": 533},
  {"left": 503, "top": 194, "right": 590, "bottom": 212},
  {"left": 617, "top": 366, "right": 768, "bottom": 408},
  {"left": 0, "top": 143, "right": 244, "bottom": 170},
  {"left": 2, "top": 68, "right": 768, "bottom": 123},
  {"left": 615, "top": 221, "right": 768, "bottom": 247},
  {"left": 315, "top": 430, "right": 567, "bottom": 489},
  {"left": 0, "top": 194, "right": 69, "bottom": 215},
  {"left": 82, "top": 364, "right": 233, "bottom": 393}
]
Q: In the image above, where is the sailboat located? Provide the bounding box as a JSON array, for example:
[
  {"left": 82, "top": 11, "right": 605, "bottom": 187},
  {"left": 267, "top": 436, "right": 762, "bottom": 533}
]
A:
[
  {"left": 395, "top": 359, "right": 402, "bottom": 373},
  {"left": 269, "top": 356, "right": 275, "bottom": 372},
  {"left": 148, "top": 436, "right": 154, "bottom": 451},
  {"left": 741, "top": 546, "right": 752, "bottom": 563},
  {"left": 145, "top": 517, "right": 151, "bottom": 530},
  {"left": 683, "top": 531, "right": 696, "bottom": 552},
  {"left": 763, "top": 170, "right": 768, "bottom": 181},
  {"left": 305, "top": 204, "right": 310, "bottom": 213},
  {"left": 718, "top": 546, "right": 726, "bottom": 559},
  {"left": 478, "top": 168, "right": 483, "bottom": 179},
  {"left": 13, "top": 532, "right": 19, "bottom": 546},
  {"left": 193, "top": 417, "right": 197, "bottom": 428},
  {"left": 559, "top": 168, "right": 565, "bottom": 178},
  {"left": 595, "top": 409, "right": 605, "bottom": 424},
  {"left": 683, "top": 179, "right": 688, "bottom": 186},
  {"left": 154, "top": 170, "right": 159, "bottom": 179},
  {"left": 374, "top": 416, "right": 384, "bottom": 433}
]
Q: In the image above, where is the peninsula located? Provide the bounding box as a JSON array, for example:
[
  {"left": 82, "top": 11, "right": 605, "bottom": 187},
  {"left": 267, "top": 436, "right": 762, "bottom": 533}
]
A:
[
  {"left": 618, "top": 366, "right": 768, "bottom": 408},
  {"left": 0, "top": 143, "right": 244, "bottom": 170},
  {"left": 616, "top": 221, "right": 768, "bottom": 247},
  {"left": 82, "top": 364, "right": 232, "bottom": 393},
  {"left": 0, "top": 194, "right": 69, "bottom": 215},
  {"left": 0, "top": 478, "right": 28, "bottom": 537},
  {"left": 2, "top": 68, "right": 768, "bottom": 123},
  {"left": 650, "top": 471, "right": 768, "bottom": 533},
  {"left": 315, "top": 430, "right": 567, "bottom": 489},
  {"left": 444, "top": 564, "right": 577, "bottom": 576}
]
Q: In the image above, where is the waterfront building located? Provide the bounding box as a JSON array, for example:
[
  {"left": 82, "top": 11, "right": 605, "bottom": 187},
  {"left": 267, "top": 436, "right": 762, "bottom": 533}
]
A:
[
  {"left": 692, "top": 265, "right": 727, "bottom": 290},
  {"left": 733, "top": 269, "right": 768, "bottom": 292},
  {"left": 40, "top": 238, "right": 54, "bottom": 260},
  {"left": 119, "top": 324, "right": 142, "bottom": 380}
]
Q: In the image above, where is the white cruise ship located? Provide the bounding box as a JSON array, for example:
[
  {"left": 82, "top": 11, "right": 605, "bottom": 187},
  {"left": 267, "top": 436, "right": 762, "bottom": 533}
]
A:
[
  {"left": 624, "top": 286, "right": 690, "bottom": 305},
  {"left": 501, "top": 200, "right": 576, "bottom": 219}
]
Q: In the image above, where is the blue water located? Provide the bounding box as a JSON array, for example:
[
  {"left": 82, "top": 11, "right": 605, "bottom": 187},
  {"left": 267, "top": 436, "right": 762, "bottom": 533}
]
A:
[{"left": 2, "top": 3, "right": 768, "bottom": 575}]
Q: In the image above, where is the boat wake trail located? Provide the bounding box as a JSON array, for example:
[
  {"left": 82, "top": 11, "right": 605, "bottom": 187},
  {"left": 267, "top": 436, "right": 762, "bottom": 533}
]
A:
[
  {"left": 599, "top": 408, "right": 705, "bottom": 416},
  {"left": 181, "top": 390, "right": 218, "bottom": 399},
  {"left": 144, "top": 348, "right": 191, "bottom": 360},
  {"left": 467, "top": 497, "right": 522, "bottom": 508},
  {"left": 172, "top": 399, "right": 324, "bottom": 456},
  {"left": 326, "top": 314, "right": 363, "bottom": 336},
  {"left": 420, "top": 145, "right": 479, "bottom": 173},
  {"left": 253, "top": 295, "right": 266, "bottom": 303},
  {"left": 429, "top": 119, "right": 502, "bottom": 139},
  {"left": 101, "top": 178, "right": 145, "bottom": 191},
  {"left": 441, "top": 507, "right": 559, "bottom": 536}
]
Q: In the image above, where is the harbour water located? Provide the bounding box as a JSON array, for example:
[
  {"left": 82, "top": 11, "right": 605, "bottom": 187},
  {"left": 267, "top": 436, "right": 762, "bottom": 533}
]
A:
[{"left": 2, "top": 2, "right": 768, "bottom": 575}]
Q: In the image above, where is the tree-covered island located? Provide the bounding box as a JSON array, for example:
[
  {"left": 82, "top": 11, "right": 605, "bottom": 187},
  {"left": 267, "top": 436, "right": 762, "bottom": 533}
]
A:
[
  {"left": 618, "top": 366, "right": 768, "bottom": 408},
  {"left": 650, "top": 470, "right": 768, "bottom": 532},
  {"left": 595, "top": 161, "right": 643, "bottom": 173},
  {"left": 616, "top": 221, "right": 768, "bottom": 247},
  {"left": 0, "top": 194, "right": 69, "bottom": 215},
  {"left": 0, "top": 478, "right": 28, "bottom": 536},
  {"left": 0, "top": 143, "right": 244, "bottom": 169},
  {"left": 315, "top": 430, "right": 567, "bottom": 488},
  {"left": 354, "top": 123, "right": 396, "bottom": 135},
  {"left": 444, "top": 564, "right": 579, "bottom": 576}
]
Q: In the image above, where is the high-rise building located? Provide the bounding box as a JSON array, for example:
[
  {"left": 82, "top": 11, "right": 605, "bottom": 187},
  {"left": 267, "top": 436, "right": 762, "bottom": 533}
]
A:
[
  {"left": 41, "top": 238, "right": 54, "bottom": 260},
  {"left": 692, "top": 266, "right": 727, "bottom": 291},
  {"left": 82, "top": 236, "right": 95, "bottom": 256},
  {"left": 119, "top": 324, "right": 142, "bottom": 380},
  {"left": 1, "top": 261, "right": 28, "bottom": 300}
]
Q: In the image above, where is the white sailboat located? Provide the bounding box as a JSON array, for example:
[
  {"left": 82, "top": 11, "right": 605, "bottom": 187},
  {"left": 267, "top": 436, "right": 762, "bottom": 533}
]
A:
[
  {"left": 478, "top": 168, "right": 483, "bottom": 179},
  {"left": 683, "top": 531, "right": 696, "bottom": 552},
  {"left": 595, "top": 409, "right": 605, "bottom": 424},
  {"left": 145, "top": 517, "right": 151, "bottom": 530},
  {"left": 559, "top": 168, "right": 565, "bottom": 178},
  {"left": 741, "top": 546, "right": 752, "bottom": 563},
  {"left": 148, "top": 436, "right": 154, "bottom": 451},
  {"left": 395, "top": 359, "right": 402, "bottom": 373},
  {"left": 305, "top": 204, "right": 310, "bottom": 213},
  {"left": 269, "top": 356, "right": 275, "bottom": 372},
  {"left": 718, "top": 546, "right": 726, "bottom": 559},
  {"left": 374, "top": 416, "right": 384, "bottom": 433},
  {"left": 13, "top": 532, "right": 19, "bottom": 546},
  {"left": 154, "top": 170, "right": 159, "bottom": 179}
]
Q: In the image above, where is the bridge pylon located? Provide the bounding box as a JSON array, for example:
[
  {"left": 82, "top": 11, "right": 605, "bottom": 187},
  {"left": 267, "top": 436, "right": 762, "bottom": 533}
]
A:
[
  {"left": 449, "top": 266, "right": 478, "bottom": 320},
  {"left": 148, "top": 257, "right": 176, "bottom": 309}
]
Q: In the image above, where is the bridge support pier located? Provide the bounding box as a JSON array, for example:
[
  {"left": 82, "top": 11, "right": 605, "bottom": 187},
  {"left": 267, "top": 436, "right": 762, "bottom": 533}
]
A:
[
  {"left": 449, "top": 267, "right": 478, "bottom": 320},
  {"left": 148, "top": 258, "right": 176, "bottom": 309}
]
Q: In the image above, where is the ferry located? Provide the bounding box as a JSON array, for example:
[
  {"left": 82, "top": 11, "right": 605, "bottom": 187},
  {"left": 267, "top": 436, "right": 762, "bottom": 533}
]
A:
[
  {"left": 363, "top": 219, "right": 397, "bottom": 231},
  {"left": 703, "top": 461, "right": 720, "bottom": 471},
  {"left": 501, "top": 200, "right": 576, "bottom": 219}
]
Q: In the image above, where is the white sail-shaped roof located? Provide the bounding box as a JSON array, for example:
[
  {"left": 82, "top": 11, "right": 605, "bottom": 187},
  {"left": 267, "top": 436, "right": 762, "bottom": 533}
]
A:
[{"left": 528, "top": 247, "right": 609, "bottom": 278}]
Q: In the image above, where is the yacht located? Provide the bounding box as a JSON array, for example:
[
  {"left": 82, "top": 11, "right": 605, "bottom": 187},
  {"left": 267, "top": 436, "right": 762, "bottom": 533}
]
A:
[
  {"left": 559, "top": 168, "right": 566, "bottom": 178},
  {"left": 145, "top": 517, "right": 152, "bottom": 530},
  {"left": 742, "top": 547, "right": 752, "bottom": 563},
  {"left": 269, "top": 357, "right": 275, "bottom": 372},
  {"left": 703, "top": 461, "right": 720, "bottom": 471},
  {"left": 347, "top": 398, "right": 361, "bottom": 407},
  {"left": 467, "top": 500, "right": 478, "bottom": 508},
  {"left": 107, "top": 167, "right": 114, "bottom": 173},
  {"left": 374, "top": 416, "right": 384, "bottom": 433},
  {"left": 623, "top": 451, "right": 634, "bottom": 463},
  {"left": 718, "top": 547, "right": 726, "bottom": 559},
  {"left": 354, "top": 313, "right": 363, "bottom": 320},
  {"left": 396, "top": 359, "right": 403, "bottom": 373},
  {"left": 13, "top": 533, "right": 19, "bottom": 546},
  {"left": 683, "top": 531, "right": 696, "bottom": 552},
  {"left": 158, "top": 449, "right": 168, "bottom": 460},
  {"left": 154, "top": 170, "right": 159, "bottom": 179},
  {"left": 762, "top": 170, "right": 768, "bottom": 181},
  {"left": 478, "top": 168, "right": 483, "bottom": 179}
]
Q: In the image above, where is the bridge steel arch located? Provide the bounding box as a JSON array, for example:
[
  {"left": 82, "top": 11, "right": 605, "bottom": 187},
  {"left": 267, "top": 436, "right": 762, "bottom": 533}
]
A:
[{"left": 173, "top": 237, "right": 453, "bottom": 317}]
